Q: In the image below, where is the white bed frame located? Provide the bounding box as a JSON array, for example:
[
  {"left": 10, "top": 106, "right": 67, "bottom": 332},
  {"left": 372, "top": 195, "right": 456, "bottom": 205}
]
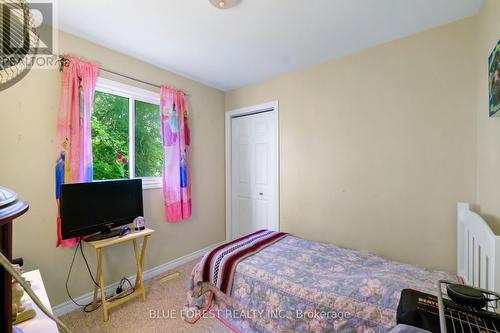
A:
[{"left": 457, "top": 203, "right": 500, "bottom": 293}]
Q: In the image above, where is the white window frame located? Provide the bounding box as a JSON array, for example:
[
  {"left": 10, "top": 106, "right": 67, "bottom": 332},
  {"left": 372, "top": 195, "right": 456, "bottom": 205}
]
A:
[{"left": 94, "top": 77, "right": 162, "bottom": 189}]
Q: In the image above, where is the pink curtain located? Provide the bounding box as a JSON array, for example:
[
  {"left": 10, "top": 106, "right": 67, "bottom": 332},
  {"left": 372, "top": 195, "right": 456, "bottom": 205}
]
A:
[
  {"left": 55, "top": 55, "right": 99, "bottom": 247},
  {"left": 160, "top": 86, "right": 192, "bottom": 222}
]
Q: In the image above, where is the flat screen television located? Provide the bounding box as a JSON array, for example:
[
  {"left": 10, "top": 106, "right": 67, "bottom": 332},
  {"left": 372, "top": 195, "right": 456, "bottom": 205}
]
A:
[{"left": 60, "top": 179, "right": 143, "bottom": 241}]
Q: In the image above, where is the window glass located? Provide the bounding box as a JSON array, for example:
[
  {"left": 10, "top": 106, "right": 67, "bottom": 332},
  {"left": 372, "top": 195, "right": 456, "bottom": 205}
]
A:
[
  {"left": 134, "top": 100, "right": 163, "bottom": 177},
  {"left": 91, "top": 91, "right": 130, "bottom": 180}
]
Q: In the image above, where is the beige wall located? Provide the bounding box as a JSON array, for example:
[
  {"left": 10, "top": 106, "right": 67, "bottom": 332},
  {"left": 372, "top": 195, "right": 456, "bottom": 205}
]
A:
[
  {"left": 0, "top": 30, "right": 226, "bottom": 305},
  {"left": 2, "top": 4, "right": 496, "bottom": 306},
  {"left": 226, "top": 18, "right": 478, "bottom": 272},
  {"left": 475, "top": 0, "right": 500, "bottom": 234}
]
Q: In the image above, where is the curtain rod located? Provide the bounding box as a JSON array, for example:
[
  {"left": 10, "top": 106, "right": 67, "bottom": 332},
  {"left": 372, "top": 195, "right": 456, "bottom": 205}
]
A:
[{"left": 57, "top": 55, "right": 190, "bottom": 97}]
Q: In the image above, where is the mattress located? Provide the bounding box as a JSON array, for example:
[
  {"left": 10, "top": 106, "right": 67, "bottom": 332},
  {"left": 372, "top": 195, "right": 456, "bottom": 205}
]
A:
[{"left": 208, "top": 235, "right": 454, "bottom": 333}]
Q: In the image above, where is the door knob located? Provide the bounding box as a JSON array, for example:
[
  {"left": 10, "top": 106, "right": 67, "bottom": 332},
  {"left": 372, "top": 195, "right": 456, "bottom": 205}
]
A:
[{"left": 259, "top": 192, "right": 263, "bottom": 195}]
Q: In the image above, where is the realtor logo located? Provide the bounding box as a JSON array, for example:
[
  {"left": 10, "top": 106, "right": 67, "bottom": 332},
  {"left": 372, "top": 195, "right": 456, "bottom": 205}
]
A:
[{"left": 0, "top": 0, "right": 58, "bottom": 91}]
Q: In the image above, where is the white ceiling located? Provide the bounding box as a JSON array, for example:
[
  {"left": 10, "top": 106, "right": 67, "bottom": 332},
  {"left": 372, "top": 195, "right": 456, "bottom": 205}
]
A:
[{"left": 57, "top": 0, "right": 483, "bottom": 91}]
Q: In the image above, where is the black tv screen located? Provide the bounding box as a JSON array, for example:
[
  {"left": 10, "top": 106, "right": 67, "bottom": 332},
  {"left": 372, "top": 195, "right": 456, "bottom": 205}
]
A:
[{"left": 60, "top": 179, "right": 143, "bottom": 240}]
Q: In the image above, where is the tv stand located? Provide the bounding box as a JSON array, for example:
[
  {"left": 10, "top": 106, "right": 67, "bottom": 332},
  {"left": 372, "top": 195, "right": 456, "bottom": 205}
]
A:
[
  {"left": 85, "top": 228, "right": 154, "bottom": 322},
  {"left": 83, "top": 228, "right": 122, "bottom": 242}
]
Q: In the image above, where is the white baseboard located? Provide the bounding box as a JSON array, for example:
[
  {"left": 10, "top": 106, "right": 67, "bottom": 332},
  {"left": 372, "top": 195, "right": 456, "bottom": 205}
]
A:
[{"left": 52, "top": 240, "right": 225, "bottom": 317}]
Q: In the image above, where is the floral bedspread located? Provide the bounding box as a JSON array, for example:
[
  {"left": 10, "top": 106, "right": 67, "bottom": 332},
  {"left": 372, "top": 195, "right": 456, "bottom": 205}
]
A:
[{"left": 210, "top": 235, "right": 453, "bottom": 333}]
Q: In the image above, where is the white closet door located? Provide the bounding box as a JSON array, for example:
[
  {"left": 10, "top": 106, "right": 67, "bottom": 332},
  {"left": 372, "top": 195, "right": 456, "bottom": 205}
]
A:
[{"left": 231, "top": 111, "right": 277, "bottom": 239}]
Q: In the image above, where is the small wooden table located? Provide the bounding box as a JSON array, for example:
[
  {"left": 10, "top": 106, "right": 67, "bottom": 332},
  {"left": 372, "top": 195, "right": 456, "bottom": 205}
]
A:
[
  {"left": 86, "top": 228, "right": 154, "bottom": 322},
  {"left": 15, "top": 270, "right": 58, "bottom": 333}
]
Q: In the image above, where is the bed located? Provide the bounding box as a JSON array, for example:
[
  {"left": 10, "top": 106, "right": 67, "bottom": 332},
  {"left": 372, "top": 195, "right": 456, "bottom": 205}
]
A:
[{"left": 185, "top": 203, "right": 498, "bottom": 332}]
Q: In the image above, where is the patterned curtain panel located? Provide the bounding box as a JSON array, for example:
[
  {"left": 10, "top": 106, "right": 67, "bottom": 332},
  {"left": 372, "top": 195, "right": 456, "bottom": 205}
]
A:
[
  {"left": 55, "top": 55, "right": 99, "bottom": 247},
  {"left": 160, "top": 86, "right": 192, "bottom": 222}
]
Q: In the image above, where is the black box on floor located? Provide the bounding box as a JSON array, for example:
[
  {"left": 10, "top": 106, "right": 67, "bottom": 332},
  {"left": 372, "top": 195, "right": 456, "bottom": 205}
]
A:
[{"left": 397, "top": 288, "right": 500, "bottom": 333}]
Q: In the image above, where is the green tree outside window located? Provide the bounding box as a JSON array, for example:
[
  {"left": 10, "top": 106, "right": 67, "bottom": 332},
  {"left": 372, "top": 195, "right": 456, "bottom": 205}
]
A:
[
  {"left": 91, "top": 91, "right": 163, "bottom": 181},
  {"left": 135, "top": 100, "right": 163, "bottom": 178}
]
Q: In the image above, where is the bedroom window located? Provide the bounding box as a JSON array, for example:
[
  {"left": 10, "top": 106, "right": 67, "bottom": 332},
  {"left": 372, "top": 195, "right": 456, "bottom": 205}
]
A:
[
  {"left": 91, "top": 78, "right": 163, "bottom": 189},
  {"left": 134, "top": 100, "right": 163, "bottom": 178}
]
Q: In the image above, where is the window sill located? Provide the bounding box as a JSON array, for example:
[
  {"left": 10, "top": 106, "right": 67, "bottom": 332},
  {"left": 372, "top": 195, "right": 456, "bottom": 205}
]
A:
[{"left": 142, "top": 182, "right": 162, "bottom": 190}]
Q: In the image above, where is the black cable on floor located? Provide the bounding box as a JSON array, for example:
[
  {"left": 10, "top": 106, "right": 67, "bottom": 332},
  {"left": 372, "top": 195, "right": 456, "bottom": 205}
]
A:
[{"left": 66, "top": 241, "right": 138, "bottom": 313}]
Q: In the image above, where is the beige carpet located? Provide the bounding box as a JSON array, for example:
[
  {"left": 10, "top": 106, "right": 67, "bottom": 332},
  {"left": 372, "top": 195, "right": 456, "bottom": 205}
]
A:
[{"left": 59, "top": 259, "right": 232, "bottom": 333}]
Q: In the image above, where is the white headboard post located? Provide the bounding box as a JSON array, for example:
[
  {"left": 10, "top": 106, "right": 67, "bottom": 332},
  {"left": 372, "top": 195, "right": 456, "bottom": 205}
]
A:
[
  {"left": 457, "top": 202, "right": 469, "bottom": 282},
  {"left": 457, "top": 203, "right": 500, "bottom": 293}
]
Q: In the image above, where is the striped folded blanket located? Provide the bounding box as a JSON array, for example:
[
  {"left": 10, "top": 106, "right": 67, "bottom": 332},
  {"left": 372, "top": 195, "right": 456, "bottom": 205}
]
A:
[{"left": 183, "top": 229, "right": 288, "bottom": 323}]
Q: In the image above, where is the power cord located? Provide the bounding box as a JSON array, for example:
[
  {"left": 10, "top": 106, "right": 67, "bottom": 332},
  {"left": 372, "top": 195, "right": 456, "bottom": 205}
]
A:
[
  {"left": 65, "top": 241, "right": 137, "bottom": 313},
  {"left": 79, "top": 240, "right": 99, "bottom": 287},
  {"left": 115, "top": 277, "right": 135, "bottom": 301},
  {"left": 116, "top": 277, "right": 135, "bottom": 294},
  {"left": 65, "top": 241, "right": 101, "bottom": 312},
  {"left": 65, "top": 241, "right": 86, "bottom": 307}
]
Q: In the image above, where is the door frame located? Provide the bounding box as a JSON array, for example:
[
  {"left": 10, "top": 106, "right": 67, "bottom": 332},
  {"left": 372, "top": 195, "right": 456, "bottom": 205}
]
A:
[{"left": 225, "top": 101, "right": 280, "bottom": 241}]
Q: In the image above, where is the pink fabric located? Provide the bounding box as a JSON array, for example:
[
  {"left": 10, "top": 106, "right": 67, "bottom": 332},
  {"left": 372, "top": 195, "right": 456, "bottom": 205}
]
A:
[
  {"left": 55, "top": 54, "right": 99, "bottom": 247},
  {"left": 160, "top": 86, "right": 192, "bottom": 222}
]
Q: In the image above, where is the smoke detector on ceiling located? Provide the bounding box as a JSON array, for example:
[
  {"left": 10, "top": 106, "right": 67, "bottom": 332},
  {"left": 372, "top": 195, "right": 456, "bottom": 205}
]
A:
[{"left": 209, "top": 0, "right": 240, "bottom": 9}]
